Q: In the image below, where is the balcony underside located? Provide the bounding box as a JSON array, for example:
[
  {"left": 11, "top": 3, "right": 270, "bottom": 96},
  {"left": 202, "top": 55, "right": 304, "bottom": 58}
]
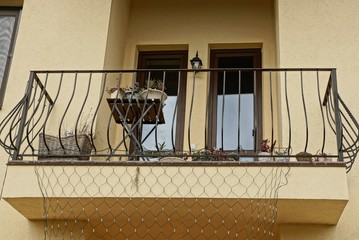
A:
[
  {"left": 3, "top": 161, "right": 348, "bottom": 225},
  {"left": 5, "top": 197, "right": 347, "bottom": 226}
]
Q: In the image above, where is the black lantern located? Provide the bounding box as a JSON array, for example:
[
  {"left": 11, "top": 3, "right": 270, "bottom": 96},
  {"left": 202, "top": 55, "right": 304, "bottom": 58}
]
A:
[{"left": 190, "top": 51, "right": 203, "bottom": 70}]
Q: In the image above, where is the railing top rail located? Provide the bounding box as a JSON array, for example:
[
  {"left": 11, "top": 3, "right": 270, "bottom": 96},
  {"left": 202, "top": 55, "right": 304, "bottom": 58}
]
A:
[{"left": 31, "top": 68, "right": 336, "bottom": 74}]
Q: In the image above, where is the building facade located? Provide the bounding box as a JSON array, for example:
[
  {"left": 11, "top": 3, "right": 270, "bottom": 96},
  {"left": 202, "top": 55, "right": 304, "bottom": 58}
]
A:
[{"left": 0, "top": 0, "right": 358, "bottom": 239}]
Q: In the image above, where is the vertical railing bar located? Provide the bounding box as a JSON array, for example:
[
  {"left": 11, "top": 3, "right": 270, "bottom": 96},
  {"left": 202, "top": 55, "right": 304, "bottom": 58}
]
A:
[
  {"left": 105, "top": 73, "right": 114, "bottom": 154},
  {"left": 326, "top": 93, "right": 336, "bottom": 134},
  {"left": 339, "top": 114, "right": 356, "bottom": 149},
  {"left": 24, "top": 73, "right": 50, "bottom": 153},
  {"left": 331, "top": 69, "right": 344, "bottom": 161},
  {"left": 154, "top": 71, "right": 166, "bottom": 152},
  {"left": 284, "top": 70, "right": 292, "bottom": 153},
  {"left": 138, "top": 72, "right": 152, "bottom": 153},
  {"left": 339, "top": 107, "right": 358, "bottom": 141},
  {"left": 171, "top": 71, "right": 180, "bottom": 152},
  {"left": 13, "top": 72, "right": 35, "bottom": 160},
  {"left": 6, "top": 104, "right": 24, "bottom": 152},
  {"left": 42, "top": 72, "right": 64, "bottom": 152},
  {"left": 74, "top": 72, "right": 93, "bottom": 152},
  {"left": 59, "top": 72, "right": 78, "bottom": 150},
  {"left": 106, "top": 72, "right": 121, "bottom": 157},
  {"left": 253, "top": 70, "right": 257, "bottom": 152},
  {"left": 221, "top": 71, "right": 226, "bottom": 151},
  {"left": 317, "top": 71, "right": 326, "bottom": 153},
  {"left": 0, "top": 96, "right": 24, "bottom": 151},
  {"left": 90, "top": 72, "right": 107, "bottom": 153},
  {"left": 300, "top": 71, "right": 309, "bottom": 153},
  {"left": 237, "top": 70, "right": 241, "bottom": 152},
  {"left": 7, "top": 77, "right": 39, "bottom": 152},
  {"left": 188, "top": 71, "right": 196, "bottom": 154},
  {"left": 205, "top": 70, "right": 210, "bottom": 150},
  {"left": 270, "top": 71, "right": 274, "bottom": 153},
  {"left": 24, "top": 95, "right": 49, "bottom": 154}
]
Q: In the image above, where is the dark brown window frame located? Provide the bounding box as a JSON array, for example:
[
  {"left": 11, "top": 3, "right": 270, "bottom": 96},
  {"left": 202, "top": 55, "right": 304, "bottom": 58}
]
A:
[
  {"left": 207, "top": 48, "right": 262, "bottom": 151},
  {"left": 137, "top": 50, "right": 188, "bottom": 151},
  {"left": 0, "top": 8, "right": 21, "bottom": 109}
]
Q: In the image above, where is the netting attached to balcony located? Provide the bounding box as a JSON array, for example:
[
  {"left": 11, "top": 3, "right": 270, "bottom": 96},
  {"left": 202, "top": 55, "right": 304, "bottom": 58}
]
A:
[{"left": 35, "top": 164, "right": 289, "bottom": 240}]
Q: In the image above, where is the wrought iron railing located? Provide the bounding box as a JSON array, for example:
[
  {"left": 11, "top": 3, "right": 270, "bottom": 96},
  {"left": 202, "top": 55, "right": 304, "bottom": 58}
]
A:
[{"left": 0, "top": 68, "right": 357, "bottom": 170}]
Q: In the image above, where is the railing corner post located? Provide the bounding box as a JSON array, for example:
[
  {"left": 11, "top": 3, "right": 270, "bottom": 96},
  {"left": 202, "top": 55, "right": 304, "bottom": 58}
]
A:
[
  {"left": 13, "top": 71, "right": 35, "bottom": 160},
  {"left": 331, "top": 69, "right": 344, "bottom": 161}
]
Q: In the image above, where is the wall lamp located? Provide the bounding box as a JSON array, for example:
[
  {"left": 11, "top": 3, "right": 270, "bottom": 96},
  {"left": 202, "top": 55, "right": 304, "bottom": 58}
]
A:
[{"left": 190, "top": 51, "right": 203, "bottom": 70}]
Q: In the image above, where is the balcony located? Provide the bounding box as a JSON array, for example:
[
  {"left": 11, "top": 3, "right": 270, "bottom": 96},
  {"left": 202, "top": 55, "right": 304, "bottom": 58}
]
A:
[{"left": 0, "top": 68, "right": 356, "bottom": 239}]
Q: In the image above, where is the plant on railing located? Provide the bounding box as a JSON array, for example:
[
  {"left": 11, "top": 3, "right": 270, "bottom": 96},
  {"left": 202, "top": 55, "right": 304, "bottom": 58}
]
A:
[
  {"left": 39, "top": 115, "right": 93, "bottom": 161},
  {"left": 314, "top": 150, "right": 332, "bottom": 162},
  {"left": 107, "top": 82, "right": 140, "bottom": 99},
  {"left": 140, "top": 79, "right": 167, "bottom": 101},
  {"left": 192, "top": 148, "right": 238, "bottom": 161},
  {"left": 258, "top": 139, "right": 275, "bottom": 161},
  {"left": 295, "top": 152, "right": 313, "bottom": 162}
]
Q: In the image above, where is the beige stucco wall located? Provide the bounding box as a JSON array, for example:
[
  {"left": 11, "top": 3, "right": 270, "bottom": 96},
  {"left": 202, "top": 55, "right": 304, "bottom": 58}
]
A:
[
  {"left": 123, "top": 0, "right": 278, "bottom": 149},
  {"left": 0, "top": 0, "right": 114, "bottom": 239},
  {"left": 1, "top": 0, "right": 358, "bottom": 239},
  {"left": 276, "top": 0, "right": 359, "bottom": 239}
]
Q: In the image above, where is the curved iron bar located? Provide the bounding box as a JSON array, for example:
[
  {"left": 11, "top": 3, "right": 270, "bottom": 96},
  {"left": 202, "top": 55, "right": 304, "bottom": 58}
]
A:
[
  {"left": 326, "top": 93, "right": 337, "bottom": 135},
  {"left": 187, "top": 72, "right": 196, "bottom": 154},
  {"left": 0, "top": 96, "right": 25, "bottom": 153},
  {"left": 153, "top": 71, "right": 167, "bottom": 153},
  {"left": 324, "top": 89, "right": 359, "bottom": 172},
  {"left": 300, "top": 71, "right": 309, "bottom": 153},
  {"left": 317, "top": 71, "right": 326, "bottom": 154},
  {"left": 338, "top": 95, "right": 359, "bottom": 165},
  {"left": 91, "top": 72, "right": 108, "bottom": 153},
  {"left": 58, "top": 72, "right": 78, "bottom": 150},
  {"left": 7, "top": 96, "right": 34, "bottom": 153},
  {"left": 284, "top": 71, "right": 292, "bottom": 153},
  {"left": 41, "top": 72, "right": 64, "bottom": 152},
  {"left": 24, "top": 75, "right": 50, "bottom": 153},
  {"left": 23, "top": 98, "right": 49, "bottom": 153},
  {"left": 22, "top": 85, "right": 60, "bottom": 154},
  {"left": 171, "top": 71, "right": 180, "bottom": 152},
  {"left": 6, "top": 79, "right": 39, "bottom": 152},
  {"left": 106, "top": 72, "right": 122, "bottom": 155},
  {"left": 74, "top": 72, "right": 93, "bottom": 152}
]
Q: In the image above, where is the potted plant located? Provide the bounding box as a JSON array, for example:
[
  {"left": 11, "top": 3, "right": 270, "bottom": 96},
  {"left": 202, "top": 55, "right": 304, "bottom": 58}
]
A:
[
  {"left": 258, "top": 139, "right": 275, "bottom": 162},
  {"left": 273, "top": 147, "right": 290, "bottom": 162},
  {"left": 192, "top": 148, "right": 238, "bottom": 161},
  {"left": 140, "top": 79, "right": 167, "bottom": 101},
  {"left": 295, "top": 151, "right": 313, "bottom": 162},
  {"left": 314, "top": 150, "right": 332, "bottom": 162},
  {"left": 38, "top": 120, "right": 93, "bottom": 160},
  {"left": 107, "top": 82, "right": 141, "bottom": 100}
]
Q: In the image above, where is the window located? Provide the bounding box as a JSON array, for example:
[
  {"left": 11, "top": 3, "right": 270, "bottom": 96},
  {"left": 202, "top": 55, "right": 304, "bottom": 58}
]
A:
[
  {"left": 0, "top": 9, "right": 20, "bottom": 109},
  {"left": 208, "top": 49, "right": 262, "bottom": 152},
  {"left": 137, "top": 51, "right": 188, "bottom": 151}
]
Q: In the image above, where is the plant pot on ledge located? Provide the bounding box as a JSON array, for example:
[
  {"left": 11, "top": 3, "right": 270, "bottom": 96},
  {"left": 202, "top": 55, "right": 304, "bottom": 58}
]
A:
[
  {"left": 38, "top": 133, "right": 92, "bottom": 160},
  {"left": 140, "top": 89, "right": 167, "bottom": 101}
]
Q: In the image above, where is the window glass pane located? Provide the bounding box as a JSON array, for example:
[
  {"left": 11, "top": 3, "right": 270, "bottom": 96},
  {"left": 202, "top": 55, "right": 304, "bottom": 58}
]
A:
[
  {"left": 216, "top": 94, "right": 254, "bottom": 151},
  {"left": 0, "top": 16, "right": 15, "bottom": 88},
  {"left": 141, "top": 57, "right": 182, "bottom": 151},
  {"left": 142, "top": 96, "right": 177, "bottom": 151}
]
